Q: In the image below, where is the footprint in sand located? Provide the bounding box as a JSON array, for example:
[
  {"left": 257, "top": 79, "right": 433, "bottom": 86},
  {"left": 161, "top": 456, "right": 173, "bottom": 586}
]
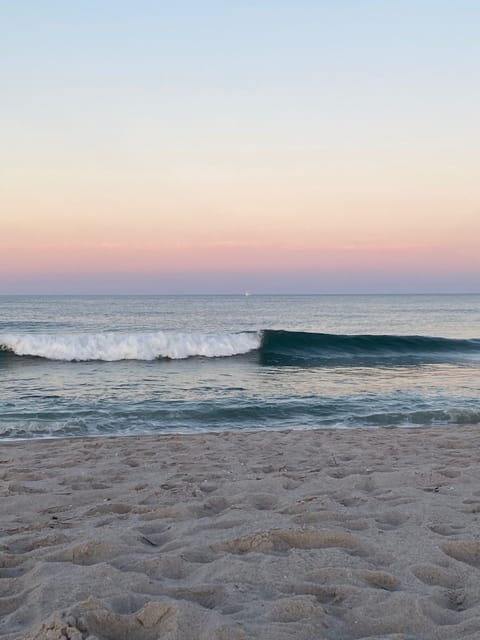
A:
[
  {"left": 194, "top": 496, "right": 231, "bottom": 517},
  {"left": 214, "top": 626, "right": 248, "bottom": 640},
  {"left": 441, "top": 541, "right": 480, "bottom": 568},
  {"left": 336, "top": 496, "right": 367, "bottom": 508},
  {"left": 68, "top": 597, "right": 177, "bottom": 640},
  {"left": 375, "top": 511, "right": 409, "bottom": 530},
  {"left": 48, "top": 540, "right": 122, "bottom": 566},
  {"left": 431, "top": 587, "right": 470, "bottom": 613},
  {"left": 195, "top": 519, "right": 245, "bottom": 532},
  {"left": 150, "top": 555, "right": 191, "bottom": 580},
  {"left": 462, "top": 498, "right": 480, "bottom": 514},
  {"left": 136, "top": 524, "right": 173, "bottom": 549},
  {"left": 7, "top": 481, "right": 47, "bottom": 495},
  {"left": 6, "top": 533, "right": 68, "bottom": 555},
  {"left": 269, "top": 595, "right": 324, "bottom": 622},
  {"left": 180, "top": 548, "right": 217, "bottom": 564},
  {"left": 164, "top": 584, "right": 226, "bottom": 610},
  {"left": 86, "top": 503, "right": 133, "bottom": 516},
  {"left": 0, "top": 553, "right": 30, "bottom": 579},
  {"left": 357, "top": 570, "right": 400, "bottom": 591},
  {"left": 436, "top": 467, "right": 461, "bottom": 478},
  {"left": 248, "top": 494, "right": 278, "bottom": 511},
  {"left": 111, "top": 554, "right": 193, "bottom": 581},
  {"left": 281, "top": 582, "right": 348, "bottom": 605},
  {"left": 429, "top": 523, "right": 463, "bottom": 537},
  {"left": 138, "top": 506, "right": 188, "bottom": 520},
  {"left": 198, "top": 480, "right": 218, "bottom": 493},
  {"left": 419, "top": 598, "right": 461, "bottom": 627},
  {"left": 211, "top": 528, "right": 368, "bottom": 557},
  {"left": 413, "top": 564, "right": 459, "bottom": 588}
]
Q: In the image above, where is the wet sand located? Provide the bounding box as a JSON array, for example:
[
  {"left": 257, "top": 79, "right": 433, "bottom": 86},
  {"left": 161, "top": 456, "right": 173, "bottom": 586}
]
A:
[{"left": 1, "top": 426, "right": 480, "bottom": 639}]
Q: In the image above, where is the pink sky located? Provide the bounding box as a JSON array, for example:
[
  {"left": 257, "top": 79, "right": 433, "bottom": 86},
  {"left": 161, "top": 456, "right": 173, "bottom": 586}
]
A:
[
  {"left": 2, "top": 2, "right": 479, "bottom": 293},
  {"left": 2, "top": 182, "right": 479, "bottom": 291}
]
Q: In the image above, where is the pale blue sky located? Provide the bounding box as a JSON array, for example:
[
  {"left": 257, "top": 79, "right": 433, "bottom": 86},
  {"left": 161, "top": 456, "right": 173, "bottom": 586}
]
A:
[{"left": 2, "top": 1, "right": 479, "bottom": 293}]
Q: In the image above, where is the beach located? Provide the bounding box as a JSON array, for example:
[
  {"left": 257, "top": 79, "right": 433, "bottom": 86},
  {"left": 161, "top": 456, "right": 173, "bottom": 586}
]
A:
[{"left": 2, "top": 426, "right": 480, "bottom": 639}]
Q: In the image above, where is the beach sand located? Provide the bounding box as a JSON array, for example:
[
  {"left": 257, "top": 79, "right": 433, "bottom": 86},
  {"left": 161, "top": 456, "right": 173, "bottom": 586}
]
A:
[{"left": 1, "top": 426, "right": 480, "bottom": 639}]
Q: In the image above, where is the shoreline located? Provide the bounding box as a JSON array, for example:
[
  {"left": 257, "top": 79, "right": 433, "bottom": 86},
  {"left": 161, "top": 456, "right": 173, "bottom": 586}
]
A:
[
  {"left": 1, "top": 420, "right": 475, "bottom": 444},
  {"left": 2, "top": 425, "right": 480, "bottom": 639}
]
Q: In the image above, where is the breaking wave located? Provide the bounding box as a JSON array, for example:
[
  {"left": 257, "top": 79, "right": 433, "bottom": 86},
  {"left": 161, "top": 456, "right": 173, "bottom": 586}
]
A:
[
  {"left": 1, "top": 330, "right": 479, "bottom": 365},
  {"left": 0, "top": 331, "right": 261, "bottom": 361}
]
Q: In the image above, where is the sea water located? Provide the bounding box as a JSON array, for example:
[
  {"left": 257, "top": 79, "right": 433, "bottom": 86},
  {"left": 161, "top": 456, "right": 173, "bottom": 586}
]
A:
[{"left": 0, "top": 295, "right": 479, "bottom": 439}]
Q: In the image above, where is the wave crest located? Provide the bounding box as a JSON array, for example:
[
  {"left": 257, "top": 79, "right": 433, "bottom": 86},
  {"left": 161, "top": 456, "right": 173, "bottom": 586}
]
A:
[
  {"left": 0, "top": 331, "right": 261, "bottom": 361},
  {"left": 1, "top": 329, "right": 479, "bottom": 365}
]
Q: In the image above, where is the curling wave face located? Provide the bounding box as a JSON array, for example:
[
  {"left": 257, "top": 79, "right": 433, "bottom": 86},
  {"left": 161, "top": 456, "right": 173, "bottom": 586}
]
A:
[{"left": 259, "top": 330, "right": 480, "bottom": 366}]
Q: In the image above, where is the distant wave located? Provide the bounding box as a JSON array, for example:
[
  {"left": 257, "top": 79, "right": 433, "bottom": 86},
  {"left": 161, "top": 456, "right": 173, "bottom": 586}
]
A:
[
  {"left": 1, "top": 330, "right": 479, "bottom": 364},
  {"left": 0, "top": 331, "right": 261, "bottom": 361}
]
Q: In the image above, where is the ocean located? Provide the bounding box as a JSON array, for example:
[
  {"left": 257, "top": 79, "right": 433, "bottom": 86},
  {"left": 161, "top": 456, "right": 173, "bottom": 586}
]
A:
[{"left": 0, "top": 294, "right": 479, "bottom": 440}]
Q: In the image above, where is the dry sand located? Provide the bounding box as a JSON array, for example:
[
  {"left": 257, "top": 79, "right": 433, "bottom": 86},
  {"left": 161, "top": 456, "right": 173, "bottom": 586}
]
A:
[{"left": 1, "top": 426, "right": 480, "bottom": 639}]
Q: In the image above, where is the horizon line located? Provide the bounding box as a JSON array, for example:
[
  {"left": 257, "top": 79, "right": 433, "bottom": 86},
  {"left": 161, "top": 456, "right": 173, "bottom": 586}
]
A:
[{"left": 1, "top": 292, "right": 479, "bottom": 297}]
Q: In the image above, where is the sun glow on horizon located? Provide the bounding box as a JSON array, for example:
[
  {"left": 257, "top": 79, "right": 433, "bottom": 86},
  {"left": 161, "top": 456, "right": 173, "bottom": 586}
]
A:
[{"left": 1, "top": 1, "right": 479, "bottom": 293}]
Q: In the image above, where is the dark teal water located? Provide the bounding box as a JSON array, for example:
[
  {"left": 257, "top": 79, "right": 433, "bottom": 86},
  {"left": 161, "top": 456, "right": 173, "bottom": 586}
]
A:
[{"left": 0, "top": 295, "right": 479, "bottom": 439}]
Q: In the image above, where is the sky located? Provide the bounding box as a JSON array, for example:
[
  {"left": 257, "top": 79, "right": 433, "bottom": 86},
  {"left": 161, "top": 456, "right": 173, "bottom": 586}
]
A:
[{"left": 1, "top": 1, "right": 479, "bottom": 294}]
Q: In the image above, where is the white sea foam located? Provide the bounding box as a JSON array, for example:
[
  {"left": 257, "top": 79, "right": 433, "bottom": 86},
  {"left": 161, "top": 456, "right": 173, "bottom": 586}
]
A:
[{"left": 0, "top": 331, "right": 261, "bottom": 361}]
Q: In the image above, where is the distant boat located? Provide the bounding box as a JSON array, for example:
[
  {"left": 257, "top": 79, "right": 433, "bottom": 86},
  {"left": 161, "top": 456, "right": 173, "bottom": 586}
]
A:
[{"left": 244, "top": 290, "right": 251, "bottom": 297}]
